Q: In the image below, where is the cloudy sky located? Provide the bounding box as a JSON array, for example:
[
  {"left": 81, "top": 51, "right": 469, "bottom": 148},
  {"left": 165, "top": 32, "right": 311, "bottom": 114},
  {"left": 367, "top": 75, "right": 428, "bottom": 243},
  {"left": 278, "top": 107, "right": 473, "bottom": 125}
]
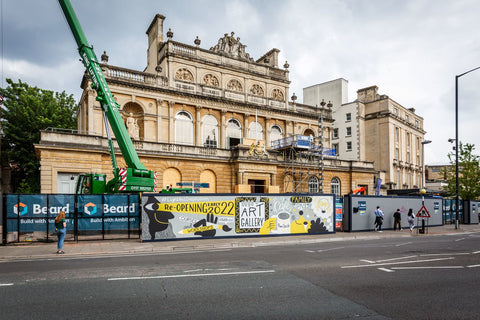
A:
[{"left": 1, "top": 0, "right": 479, "bottom": 164}]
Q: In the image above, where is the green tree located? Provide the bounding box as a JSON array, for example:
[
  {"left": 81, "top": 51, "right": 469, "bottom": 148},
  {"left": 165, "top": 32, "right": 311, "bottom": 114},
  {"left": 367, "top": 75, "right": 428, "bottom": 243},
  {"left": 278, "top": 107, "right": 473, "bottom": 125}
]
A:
[
  {"left": 1, "top": 79, "right": 77, "bottom": 193},
  {"left": 444, "top": 142, "right": 480, "bottom": 200}
]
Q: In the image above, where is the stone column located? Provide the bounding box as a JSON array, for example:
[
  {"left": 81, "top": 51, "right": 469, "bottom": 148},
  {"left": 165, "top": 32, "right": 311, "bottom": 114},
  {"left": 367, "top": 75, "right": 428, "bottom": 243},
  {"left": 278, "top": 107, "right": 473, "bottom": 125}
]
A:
[
  {"left": 265, "top": 117, "right": 271, "bottom": 146},
  {"left": 168, "top": 101, "right": 175, "bottom": 143},
  {"left": 220, "top": 110, "right": 226, "bottom": 148},
  {"left": 196, "top": 106, "right": 202, "bottom": 146},
  {"left": 243, "top": 114, "right": 249, "bottom": 139}
]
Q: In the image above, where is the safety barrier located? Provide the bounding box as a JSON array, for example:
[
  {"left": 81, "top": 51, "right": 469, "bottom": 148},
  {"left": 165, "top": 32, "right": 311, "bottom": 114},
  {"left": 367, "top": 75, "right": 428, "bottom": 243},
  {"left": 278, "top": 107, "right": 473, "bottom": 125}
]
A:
[{"left": 2, "top": 194, "right": 140, "bottom": 244}]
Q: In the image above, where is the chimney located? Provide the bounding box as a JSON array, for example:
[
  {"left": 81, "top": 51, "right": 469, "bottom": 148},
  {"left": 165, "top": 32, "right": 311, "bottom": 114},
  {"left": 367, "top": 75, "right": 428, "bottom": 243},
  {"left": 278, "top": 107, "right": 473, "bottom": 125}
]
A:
[{"left": 146, "top": 14, "right": 165, "bottom": 73}]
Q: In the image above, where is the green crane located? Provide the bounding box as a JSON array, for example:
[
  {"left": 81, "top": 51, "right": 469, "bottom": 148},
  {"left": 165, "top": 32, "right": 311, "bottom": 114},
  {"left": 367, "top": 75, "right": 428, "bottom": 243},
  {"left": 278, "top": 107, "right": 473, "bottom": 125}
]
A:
[{"left": 58, "top": 0, "right": 156, "bottom": 193}]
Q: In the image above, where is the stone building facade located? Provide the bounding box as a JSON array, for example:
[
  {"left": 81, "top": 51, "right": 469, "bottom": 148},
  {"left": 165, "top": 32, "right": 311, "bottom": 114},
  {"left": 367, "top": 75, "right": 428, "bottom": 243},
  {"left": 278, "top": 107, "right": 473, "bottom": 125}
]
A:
[
  {"left": 35, "top": 14, "right": 376, "bottom": 195},
  {"left": 304, "top": 79, "right": 426, "bottom": 192}
]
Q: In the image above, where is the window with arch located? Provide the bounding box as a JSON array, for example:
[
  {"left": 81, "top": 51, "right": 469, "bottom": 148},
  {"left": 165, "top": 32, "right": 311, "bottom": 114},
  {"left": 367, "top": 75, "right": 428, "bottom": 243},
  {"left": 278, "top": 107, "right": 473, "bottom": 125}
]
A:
[
  {"left": 227, "top": 119, "right": 242, "bottom": 148},
  {"left": 248, "top": 121, "right": 263, "bottom": 140},
  {"left": 331, "top": 177, "right": 340, "bottom": 197},
  {"left": 270, "top": 125, "right": 283, "bottom": 144},
  {"left": 202, "top": 115, "right": 219, "bottom": 148},
  {"left": 200, "top": 170, "right": 216, "bottom": 193},
  {"left": 175, "top": 111, "right": 193, "bottom": 145},
  {"left": 308, "top": 176, "right": 319, "bottom": 193}
]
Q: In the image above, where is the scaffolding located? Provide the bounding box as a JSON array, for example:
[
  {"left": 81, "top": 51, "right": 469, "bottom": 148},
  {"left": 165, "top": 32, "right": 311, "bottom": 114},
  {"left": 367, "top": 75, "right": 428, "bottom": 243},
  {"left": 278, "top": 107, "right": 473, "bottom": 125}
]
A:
[{"left": 272, "top": 134, "right": 335, "bottom": 193}]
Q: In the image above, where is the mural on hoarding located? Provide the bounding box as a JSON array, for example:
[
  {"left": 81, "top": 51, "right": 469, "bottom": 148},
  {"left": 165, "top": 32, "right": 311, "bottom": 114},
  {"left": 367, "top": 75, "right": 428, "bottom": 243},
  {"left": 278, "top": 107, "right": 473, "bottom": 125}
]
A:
[{"left": 141, "top": 194, "right": 335, "bottom": 241}]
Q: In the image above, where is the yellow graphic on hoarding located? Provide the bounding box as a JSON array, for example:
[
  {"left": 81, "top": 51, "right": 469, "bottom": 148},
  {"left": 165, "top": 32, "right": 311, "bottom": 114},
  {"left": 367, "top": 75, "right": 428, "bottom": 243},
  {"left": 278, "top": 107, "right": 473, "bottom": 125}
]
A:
[
  {"left": 157, "top": 200, "right": 235, "bottom": 216},
  {"left": 178, "top": 225, "right": 216, "bottom": 234}
]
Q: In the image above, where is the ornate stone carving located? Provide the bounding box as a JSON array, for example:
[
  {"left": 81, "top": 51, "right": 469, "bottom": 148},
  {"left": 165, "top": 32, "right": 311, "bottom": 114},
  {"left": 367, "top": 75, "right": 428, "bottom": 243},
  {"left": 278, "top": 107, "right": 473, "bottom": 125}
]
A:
[
  {"left": 271, "top": 88, "right": 284, "bottom": 101},
  {"left": 175, "top": 68, "right": 194, "bottom": 82},
  {"left": 227, "top": 79, "right": 243, "bottom": 92},
  {"left": 210, "top": 32, "right": 253, "bottom": 61},
  {"left": 250, "top": 84, "right": 264, "bottom": 96},
  {"left": 203, "top": 74, "right": 219, "bottom": 87}
]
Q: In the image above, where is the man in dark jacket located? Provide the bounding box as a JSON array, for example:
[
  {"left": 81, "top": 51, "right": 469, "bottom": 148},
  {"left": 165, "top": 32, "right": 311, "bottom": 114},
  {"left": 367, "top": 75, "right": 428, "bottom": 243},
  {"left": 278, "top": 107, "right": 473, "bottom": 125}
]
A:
[{"left": 393, "top": 209, "right": 402, "bottom": 231}]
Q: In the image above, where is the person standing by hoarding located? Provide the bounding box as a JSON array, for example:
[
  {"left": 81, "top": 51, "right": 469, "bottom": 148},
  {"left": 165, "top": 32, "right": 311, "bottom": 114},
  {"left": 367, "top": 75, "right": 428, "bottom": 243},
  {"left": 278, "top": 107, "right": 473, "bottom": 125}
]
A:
[
  {"left": 55, "top": 211, "right": 67, "bottom": 254},
  {"left": 393, "top": 208, "right": 402, "bottom": 231},
  {"left": 407, "top": 208, "right": 415, "bottom": 232},
  {"left": 374, "top": 206, "right": 384, "bottom": 232}
]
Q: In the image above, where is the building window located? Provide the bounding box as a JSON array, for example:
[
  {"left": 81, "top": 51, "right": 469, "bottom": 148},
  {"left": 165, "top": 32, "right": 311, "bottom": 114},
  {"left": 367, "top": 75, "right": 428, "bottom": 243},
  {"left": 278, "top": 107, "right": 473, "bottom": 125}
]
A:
[
  {"left": 394, "top": 108, "right": 398, "bottom": 116},
  {"left": 405, "top": 115, "right": 409, "bottom": 123},
  {"left": 346, "top": 127, "right": 352, "bottom": 136},
  {"left": 332, "top": 143, "right": 339, "bottom": 155},
  {"left": 416, "top": 155, "right": 420, "bottom": 166},
  {"left": 331, "top": 177, "right": 340, "bottom": 197},
  {"left": 346, "top": 141, "right": 352, "bottom": 151},
  {"left": 270, "top": 125, "right": 283, "bottom": 144},
  {"left": 407, "top": 151, "right": 410, "bottom": 163},
  {"left": 395, "top": 148, "right": 399, "bottom": 160},
  {"left": 406, "top": 132, "right": 410, "bottom": 146},
  {"left": 248, "top": 121, "right": 263, "bottom": 140},
  {"left": 346, "top": 113, "right": 351, "bottom": 121},
  {"left": 396, "top": 170, "right": 401, "bottom": 187},
  {"left": 308, "top": 176, "right": 319, "bottom": 193},
  {"left": 202, "top": 115, "right": 218, "bottom": 148},
  {"left": 415, "top": 120, "right": 419, "bottom": 128},
  {"left": 395, "top": 127, "right": 399, "bottom": 142},
  {"left": 227, "top": 119, "right": 242, "bottom": 148},
  {"left": 333, "top": 128, "right": 339, "bottom": 139},
  {"left": 175, "top": 111, "right": 193, "bottom": 145}
]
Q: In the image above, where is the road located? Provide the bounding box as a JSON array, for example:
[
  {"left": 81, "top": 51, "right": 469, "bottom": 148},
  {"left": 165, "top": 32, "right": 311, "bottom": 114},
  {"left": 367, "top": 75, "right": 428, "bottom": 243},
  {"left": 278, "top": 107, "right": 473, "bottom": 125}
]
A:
[{"left": 1, "top": 231, "right": 479, "bottom": 319}]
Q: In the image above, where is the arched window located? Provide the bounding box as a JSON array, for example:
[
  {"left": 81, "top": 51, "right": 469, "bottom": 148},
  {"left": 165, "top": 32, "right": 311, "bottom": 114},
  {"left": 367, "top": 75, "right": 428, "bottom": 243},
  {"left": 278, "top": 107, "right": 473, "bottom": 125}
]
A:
[
  {"left": 175, "top": 111, "right": 193, "bottom": 145},
  {"left": 202, "top": 115, "right": 218, "bottom": 148},
  {"left": 248, "top": 121, "right": 263, "bottom": 140},
  {"left": 270, "top": 125, "right": 283, "bottom": 144},
  {"left": 331, "top": 177, "right": 340, "bottom": 197},
  {"left": 227, "top": 119, "right": 242, "bottom": 148},
  {"left": 200, "top": 170, "right": 216, "bottom": 193},
  {"left": 309, "top": 176, "right": 319, "bottom": 193}
]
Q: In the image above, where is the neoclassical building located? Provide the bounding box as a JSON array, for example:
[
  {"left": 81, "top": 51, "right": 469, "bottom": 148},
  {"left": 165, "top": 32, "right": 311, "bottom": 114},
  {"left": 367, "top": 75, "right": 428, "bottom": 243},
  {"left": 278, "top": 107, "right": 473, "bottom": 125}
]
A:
[
  {"left": 304, "top": 79, "right": 426, "bottom": 191},
  {"left": 35, "top": 14, "right": 375, "bottom": 195}
]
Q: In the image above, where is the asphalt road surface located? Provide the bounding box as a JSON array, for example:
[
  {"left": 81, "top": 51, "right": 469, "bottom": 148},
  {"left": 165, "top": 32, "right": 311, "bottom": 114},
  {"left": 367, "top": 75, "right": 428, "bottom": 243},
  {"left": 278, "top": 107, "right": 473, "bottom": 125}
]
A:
[{"left": 1, "top": 231, "right": 479, "bottom": 319}]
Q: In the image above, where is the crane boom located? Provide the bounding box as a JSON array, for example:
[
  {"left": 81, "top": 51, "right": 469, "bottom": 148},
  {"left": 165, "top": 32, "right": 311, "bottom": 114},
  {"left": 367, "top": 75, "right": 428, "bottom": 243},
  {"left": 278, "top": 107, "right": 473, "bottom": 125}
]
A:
[{"left": 59, "top": 0, "right": 155, "bottom": 193}]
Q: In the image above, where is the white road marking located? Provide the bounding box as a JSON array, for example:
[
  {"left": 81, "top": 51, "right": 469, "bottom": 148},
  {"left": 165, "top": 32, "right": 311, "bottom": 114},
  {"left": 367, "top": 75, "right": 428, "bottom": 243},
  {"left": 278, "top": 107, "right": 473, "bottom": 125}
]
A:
[
  {"left": 473, "top": 251, "right": 480, "bottom": 254},
  {"left": 376, "top": 255, "right": 418, "bottom": 263},
  {"left": 467, "top": 264, "right": 480, "bottom": 268},
  {"left": 391, "top": 266, "right": 464, "bottom": 270},
  {"left": 316, "top": 247, "right": 345, "bottom": 253},
  {"left": 455, "top": 238, "right": 466, "bottom": 242},
  {"left": 341, "top": 257, "right": 454, "bottom": 269},
  {"left": 359, "top": 259, "right": 376, "bottom": 264},
  {"left": 378, "top": 268, "right": 394, "bottom": 272},
  {"left": 420, "top": 252, "right": 470, "bottom": 257},
  {"left": 395, "top": 242, "right": 412, "bottom": 247},
  {"left": 0, "top": 283, "right": 14, "bottom": 286},
  {"left": 108, "top": 269, "right": 276, "bottom": 281}
]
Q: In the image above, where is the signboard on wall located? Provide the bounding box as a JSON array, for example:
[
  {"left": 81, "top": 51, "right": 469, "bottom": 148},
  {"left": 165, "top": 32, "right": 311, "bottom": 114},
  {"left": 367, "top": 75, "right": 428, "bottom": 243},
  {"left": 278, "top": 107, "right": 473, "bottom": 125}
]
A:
[{"left": 141, "top": 193, "right": 335, "bottom": 241}]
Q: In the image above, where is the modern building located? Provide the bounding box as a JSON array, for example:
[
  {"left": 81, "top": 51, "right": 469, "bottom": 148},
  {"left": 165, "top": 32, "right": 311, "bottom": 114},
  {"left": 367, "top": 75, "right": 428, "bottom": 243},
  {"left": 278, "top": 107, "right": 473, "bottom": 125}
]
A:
[
  {"left": 35, "top": 14, "right": 376, "bottom": 196},
  {"left": 304, "top": 79, "right": 426, "bottom": 193}
]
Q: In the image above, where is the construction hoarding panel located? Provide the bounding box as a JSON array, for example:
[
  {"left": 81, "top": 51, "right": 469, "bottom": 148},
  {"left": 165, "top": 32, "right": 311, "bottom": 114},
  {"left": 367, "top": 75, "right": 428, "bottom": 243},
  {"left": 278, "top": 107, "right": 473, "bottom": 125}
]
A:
[{"left": 141, "top": 193, "right": 335, "bottom": 241}]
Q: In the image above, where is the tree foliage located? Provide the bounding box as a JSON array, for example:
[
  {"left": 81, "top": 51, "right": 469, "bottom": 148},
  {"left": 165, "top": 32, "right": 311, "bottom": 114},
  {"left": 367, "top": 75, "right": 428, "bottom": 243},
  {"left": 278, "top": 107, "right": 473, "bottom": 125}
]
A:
[
  {"left": 1, "top": 79, "right": 77, "bottom": 192},
  {"left": 444, "top": 142, "right": 480, "bottom": 200}
]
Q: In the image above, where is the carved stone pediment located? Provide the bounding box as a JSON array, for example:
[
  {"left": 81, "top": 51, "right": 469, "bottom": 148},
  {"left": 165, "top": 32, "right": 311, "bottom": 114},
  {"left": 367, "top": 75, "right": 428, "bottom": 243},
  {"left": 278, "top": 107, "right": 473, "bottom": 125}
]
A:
[{"left": 210, "top": 32, "right": 253, "bottom": 61}]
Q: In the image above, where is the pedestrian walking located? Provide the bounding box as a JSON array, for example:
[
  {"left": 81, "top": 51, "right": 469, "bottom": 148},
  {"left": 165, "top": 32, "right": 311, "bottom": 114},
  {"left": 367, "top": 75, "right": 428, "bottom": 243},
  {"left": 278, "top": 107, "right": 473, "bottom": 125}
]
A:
[
  {"left": 393, "top": 208, "right": 402, "bottom": 231},
  {"left": 407, "top": 208, "right": 415, "bottom": 232},
  {"left": 55, "top": 211, "right": 67, "bottom": 254},
  {"left": 374, "top": 206, "right": 384, "bottom": 232}
]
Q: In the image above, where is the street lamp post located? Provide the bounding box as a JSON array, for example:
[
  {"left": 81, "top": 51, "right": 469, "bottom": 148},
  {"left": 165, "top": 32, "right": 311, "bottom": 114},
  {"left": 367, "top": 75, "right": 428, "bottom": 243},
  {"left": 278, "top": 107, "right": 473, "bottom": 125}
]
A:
[
  {"left": 421, "top": 140, "right": 432, "bottom": 189},
  {"left": 455, "top": 66, "right": 480, "bottom": 229}
]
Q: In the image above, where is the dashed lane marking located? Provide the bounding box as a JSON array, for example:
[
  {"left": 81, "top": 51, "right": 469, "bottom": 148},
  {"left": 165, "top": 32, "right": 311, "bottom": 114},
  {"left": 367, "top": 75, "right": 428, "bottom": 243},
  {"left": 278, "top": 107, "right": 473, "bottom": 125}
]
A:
[
  {"left": 108, "top": 269, "right": 276, "bottom": 281},
  {"left": 341, "top": 257, "right": 454, "bottom": 269},
  {"left": 378, "top": 268, "right": 394, "bottom": 272}
]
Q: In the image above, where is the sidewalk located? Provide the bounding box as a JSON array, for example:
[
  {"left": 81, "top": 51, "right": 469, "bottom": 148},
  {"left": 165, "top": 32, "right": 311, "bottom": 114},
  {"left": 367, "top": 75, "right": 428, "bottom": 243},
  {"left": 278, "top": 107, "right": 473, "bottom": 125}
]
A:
[{"left": 1, "top": 224, "right": 479, "bottom": 262}]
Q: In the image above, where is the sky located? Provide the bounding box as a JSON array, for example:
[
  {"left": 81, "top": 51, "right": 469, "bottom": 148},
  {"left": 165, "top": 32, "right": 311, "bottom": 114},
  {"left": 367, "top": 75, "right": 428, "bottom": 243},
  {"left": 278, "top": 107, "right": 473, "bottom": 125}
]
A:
[{"left": 1, "top": 0, "right": 480, "bottom": 165}]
